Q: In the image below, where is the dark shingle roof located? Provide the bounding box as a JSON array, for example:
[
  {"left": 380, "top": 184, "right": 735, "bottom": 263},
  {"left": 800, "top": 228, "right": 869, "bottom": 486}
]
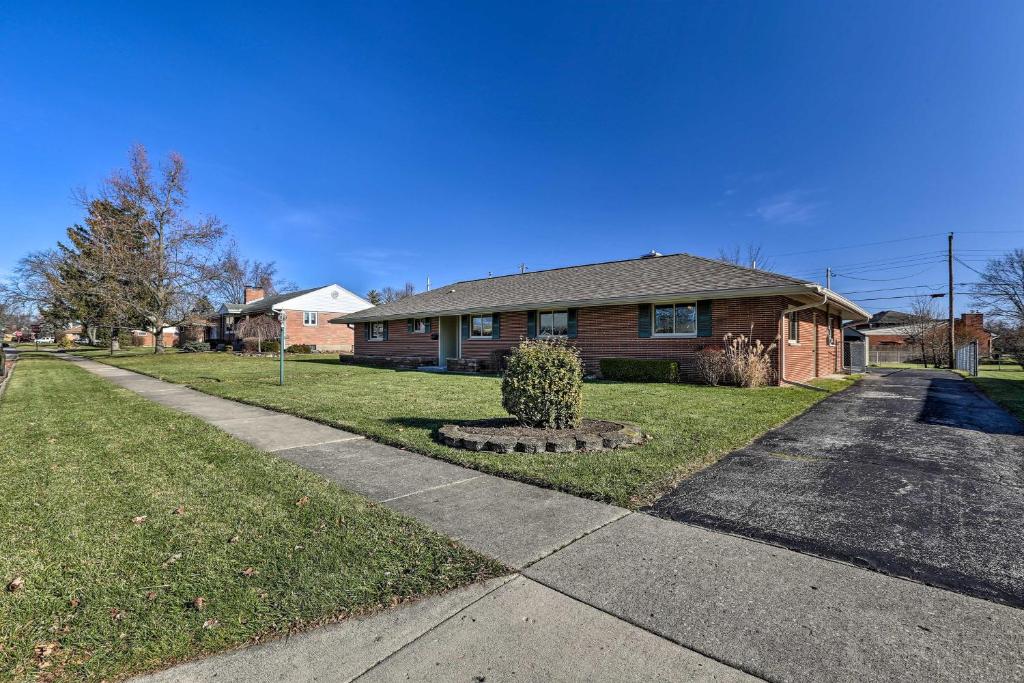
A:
[
  {"left": 226, "top": 287, "right": 322, "bottom": 315},
  {"left": 334, "top": 253, "right": 865, "bottom": 322},
  {"left": 867, "top": 310, "right": 914, "bottom": 326}
]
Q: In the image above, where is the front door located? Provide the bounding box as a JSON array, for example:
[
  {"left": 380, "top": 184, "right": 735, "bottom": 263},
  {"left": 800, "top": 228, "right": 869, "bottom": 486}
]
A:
[{"left": 439, "top": 316, "right": 460, "bottom": 369}]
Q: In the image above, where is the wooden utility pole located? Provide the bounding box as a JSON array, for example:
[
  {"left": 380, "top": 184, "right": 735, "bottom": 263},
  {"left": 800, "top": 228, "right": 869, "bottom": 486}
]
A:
[{"left": 947, "top": 232, "right": 955, "bottom": 368}]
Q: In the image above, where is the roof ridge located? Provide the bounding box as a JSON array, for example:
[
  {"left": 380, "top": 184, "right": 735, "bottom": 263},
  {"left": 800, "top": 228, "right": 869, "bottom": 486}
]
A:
[{"left": 440, "top": 251, "right": 806, "bottom": 289}]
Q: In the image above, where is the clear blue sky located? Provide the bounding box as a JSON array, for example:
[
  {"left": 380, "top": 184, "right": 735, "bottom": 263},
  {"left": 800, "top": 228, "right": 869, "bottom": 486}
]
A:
[{"left": 3, "top": 1, "right": 1023, "bottom": 313}]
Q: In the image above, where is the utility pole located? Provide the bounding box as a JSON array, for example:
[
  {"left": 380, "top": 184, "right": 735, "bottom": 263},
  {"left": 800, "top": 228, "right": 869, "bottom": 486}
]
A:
[
  {"left": 947, "top": 232, "right": 955, "bottom": 369},
  {"left": 519, "top": 263, "right": 527, "bottom": 275},
  {"left": 826, "top": 267, "right": 832, "bottom": 290}
]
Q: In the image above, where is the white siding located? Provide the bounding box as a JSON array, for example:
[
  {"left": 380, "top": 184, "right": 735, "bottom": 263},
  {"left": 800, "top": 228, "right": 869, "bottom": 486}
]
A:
[{"left": 281, "top": 285, "right": 372, "bottom": 314}]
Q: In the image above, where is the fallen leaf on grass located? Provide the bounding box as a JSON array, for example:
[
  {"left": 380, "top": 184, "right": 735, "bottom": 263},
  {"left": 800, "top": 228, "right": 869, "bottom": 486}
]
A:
[
  {"left": 295, "top": 496, "right": 310, "bottom": 507},
  {"left": 240, "top": 567, "right": 257, "bottom": 578},
  {"left": 162, "top": 552, "right": 182, "bottom": 568},
  {"left": 228, "top": 534, "right": 240, "bottom": 544},
  {"left": 69, "top": 597, "right": 80, "bottom": 609},
  {"left": 109, "top": 608, "right": 123, "bottom": 621},
  {"left": 172, "top": 505, "right": 185, "bottom": 516},
  {"left": 145, "top": 591, "right": 158, "bottom": 601},
  {"left": 202, "top": 618, "right": 219, "bottom": 629},
  {"left": 7, "top": 576, "right": 24, "bottom": 592},
  {"left": 192, "top": 597, "right": 206, "bottom": 611},
  {"left": 131, "top": 515, "right": 147, "bottom": 525},
  {"left": 34, "top": 642, "right": 59, "bottom": 661}
]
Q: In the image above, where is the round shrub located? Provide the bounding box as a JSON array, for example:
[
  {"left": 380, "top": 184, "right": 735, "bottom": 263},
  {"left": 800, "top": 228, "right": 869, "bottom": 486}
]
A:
[
  {"left": 286, "top": 344, "right": 313, "bottom": 353},
  {"left": 180, "top": 341, "right": 210, "bottom": 353},
  {"left": 501, "top": 339, "right": 584, "bottom": 429}
]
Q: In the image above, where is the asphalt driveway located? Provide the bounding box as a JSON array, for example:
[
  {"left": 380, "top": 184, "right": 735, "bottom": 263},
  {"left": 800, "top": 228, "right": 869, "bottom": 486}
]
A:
[{"left": 650, "top": 368, "right": 1024, "bottom": 608}]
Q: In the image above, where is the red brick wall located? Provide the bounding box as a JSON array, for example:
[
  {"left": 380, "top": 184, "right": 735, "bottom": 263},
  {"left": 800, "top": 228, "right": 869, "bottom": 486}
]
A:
[
  {"left": 352, "top": 298, "right": 849, "bottom": 383},
  {"left": 354, "top": 317, "right": 440, "bottom": 360},
  {"left": 280, "top": 309, "right": 356, "bottom": 352},
  {"left": 782, "top": 308, "right": 842, "bottom": 382}
]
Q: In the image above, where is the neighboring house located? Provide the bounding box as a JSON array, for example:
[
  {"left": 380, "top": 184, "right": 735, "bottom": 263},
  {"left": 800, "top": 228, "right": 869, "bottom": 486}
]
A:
[
  {"left": 211, "top": 284, "right": 371, "bottom": 352},
  {"left": 331, "top": 252, "right": 869, "bottom": 384},
  {"left": 58, "top": 324, "right": 83, "bottom": 343},
  {"left": 860, "top": 312, "right": 996, "bottom": 357},
  {"left": 852, "top": 310, "right": 915, "bottom": 330},
  {"left": 131, "top": 327, "right": 182, "bottom": 348}
]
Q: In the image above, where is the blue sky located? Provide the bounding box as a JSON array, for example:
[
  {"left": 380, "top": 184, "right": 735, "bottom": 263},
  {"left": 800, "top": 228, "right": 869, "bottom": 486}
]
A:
[{"left": 2, "top": 1, "right": 1023, "bottom": 313}]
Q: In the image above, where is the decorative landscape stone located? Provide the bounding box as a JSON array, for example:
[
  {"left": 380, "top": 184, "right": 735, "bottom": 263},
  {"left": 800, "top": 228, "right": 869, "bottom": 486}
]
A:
[{"left": 437, "top": 419, "right": 646, "bottom": 454}]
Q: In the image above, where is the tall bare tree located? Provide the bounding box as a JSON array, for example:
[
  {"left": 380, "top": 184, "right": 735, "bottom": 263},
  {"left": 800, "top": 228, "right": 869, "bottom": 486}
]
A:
[
  {"left": 380, "top": 282, "right": 416, "bottom": 303},
  {"left": 906, "top": 296, "right": 947, "bottom": 367},
  {"left": 718, "top": 244, "right": 772, "bottom": 270},
  {"left": 969, "top": 248, "right": 1024, "bottom": 325},
  {"left": 210, "top": 242, "right": 296, "bottom": 304},
  {"left": 105, "top": 144, "right": 225, "bottom": 353}
]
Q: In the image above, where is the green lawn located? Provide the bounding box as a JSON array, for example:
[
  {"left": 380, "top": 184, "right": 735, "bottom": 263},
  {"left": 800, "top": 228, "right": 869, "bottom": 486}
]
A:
[
  {"left": 970, "top": 362, "right": 1024, "bottom": 423},
  {"left": 84, "top": 351, "right": 858, "bottom": 508},
  {"left": 0, "top": 353, "right": 504, "bottom": 682}
]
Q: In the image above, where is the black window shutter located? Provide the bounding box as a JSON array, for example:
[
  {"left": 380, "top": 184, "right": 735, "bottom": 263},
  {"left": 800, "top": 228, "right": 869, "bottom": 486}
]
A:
[
  {"left": 492, "top": 313, "right": 501, "bottom": 339},
  {"left": 567, "top": 309, "right": 578, "bottom": 339},
  {"left": 382, "top": 320, "right": 389, "bottom": 341},
  {"left": 407, "top": 318, "right": 414, "bottom": 333},
  {"left": 461, "top": 315, "right": 470, "bottom": 340},
  {"left": 364, "top": 322, "right": 370, "bottom": 340},
  {"left": 526, "top": 311, "right": 537, "bottom": 339},
  {"left": 697, "top": 300, "right": 713, "bottom": 337},
  {"left": 638, "top": 304, "right": 652, "bottom": 338}
]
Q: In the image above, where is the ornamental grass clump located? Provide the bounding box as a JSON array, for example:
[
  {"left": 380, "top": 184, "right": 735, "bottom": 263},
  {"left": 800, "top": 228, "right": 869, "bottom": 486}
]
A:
[
  {"left": 694, "top": 347, "right": 728, "bottom": 386},
  {"left": 501, "top": 339, "right": 584, "bottom": 428},
  {"left": 723, "top": 330, "right": 778, "bottom": 388}
]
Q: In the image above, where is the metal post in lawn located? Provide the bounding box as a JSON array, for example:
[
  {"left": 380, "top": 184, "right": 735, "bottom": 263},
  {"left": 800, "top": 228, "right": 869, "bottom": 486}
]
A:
[{"left": 276, "top": 310, "right": 286, "bottom": 386}]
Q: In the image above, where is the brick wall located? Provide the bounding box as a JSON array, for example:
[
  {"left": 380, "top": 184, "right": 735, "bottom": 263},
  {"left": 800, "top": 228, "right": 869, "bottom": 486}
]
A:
[
  {"left": 352, "top": 297, "right": 849, "bottom": 384},
  {"left": 782, "top": 308, "right": 842, "bottom": 383},
  {"left": 354, "top": 317, "right": 440, "bottom": 361},
  {"left": 280, "top": 309, "right": 356, "bottom": 352}
]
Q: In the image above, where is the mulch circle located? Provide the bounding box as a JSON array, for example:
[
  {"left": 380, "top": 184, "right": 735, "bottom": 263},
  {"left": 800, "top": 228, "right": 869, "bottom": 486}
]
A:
[{"left": 437, "top": 418, "right": 646, "bottom": 454}]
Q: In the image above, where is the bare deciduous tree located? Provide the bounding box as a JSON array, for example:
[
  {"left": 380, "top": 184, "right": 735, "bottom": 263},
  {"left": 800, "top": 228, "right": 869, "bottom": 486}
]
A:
[
  {"left": 969, "top": 248, "right": 1024, "bottom": 326},
  {"left": 380, "top": 282, "right": 416, "bottom": 303},
  {"left": 105, "top": 144, "right": 225, "bottom": 353},
  {"left": 906, "top": 296, "right": 946, "bottom": 367},
  {"left": 718, "top": 244, "right": 772, "bottom": 271},
  {"left": 211, "top": 242, "right": 296, "bottom": 304}
]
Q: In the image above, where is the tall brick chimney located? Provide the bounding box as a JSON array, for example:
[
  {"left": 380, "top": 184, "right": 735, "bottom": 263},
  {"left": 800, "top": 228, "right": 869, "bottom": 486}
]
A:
[
  {"left": 960, "top": 312, "right": 984, "bottom": 330},
  {"left": 243, "top": 286, "right": 266, "bottom": 304}
]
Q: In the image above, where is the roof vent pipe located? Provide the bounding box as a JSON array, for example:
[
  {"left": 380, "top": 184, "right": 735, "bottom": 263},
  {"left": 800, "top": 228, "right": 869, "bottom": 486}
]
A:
[{"left": 641, "top": 250, "right": 663, "bottom": 259}]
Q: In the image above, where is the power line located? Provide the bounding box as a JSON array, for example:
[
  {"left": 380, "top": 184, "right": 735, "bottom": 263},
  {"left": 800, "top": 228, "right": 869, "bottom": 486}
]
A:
[
  {"left": 772, "top": 233, "right": 947, "bottom": 259},
  {"left": 832, "top": 265, "right": 940, "bottom": 282}
]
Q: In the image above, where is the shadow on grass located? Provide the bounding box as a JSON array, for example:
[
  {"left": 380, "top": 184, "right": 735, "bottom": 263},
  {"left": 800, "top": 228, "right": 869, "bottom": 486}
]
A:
[{"left": 287, "top": 356, "right": 344, "bottom": 365}]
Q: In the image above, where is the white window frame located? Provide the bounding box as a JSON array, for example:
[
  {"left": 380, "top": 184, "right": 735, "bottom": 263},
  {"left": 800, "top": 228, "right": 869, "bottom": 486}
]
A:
[
  {"left": 826, "top": 316, "right": 836, "bottom": 346},
  {"left": 651, "top": 302, "right": 698, "bottom": 338},
  {"left": 413, "top": 318, "right": 427, "bottom": 334},
  {"left": 538, "top": 310, "right": 569, "bottom": 338},
  {"left": 469, "top": 314, "right": 493, "bottom": 339},
  {"left": 303, "top": 311, "right": 318, "bottom": 326},
  {"left": 788, "top": 312, "right": 800, "bottom": 345},
  {"left": 369, "top": 322, "right": 386, "bottom": 341}
]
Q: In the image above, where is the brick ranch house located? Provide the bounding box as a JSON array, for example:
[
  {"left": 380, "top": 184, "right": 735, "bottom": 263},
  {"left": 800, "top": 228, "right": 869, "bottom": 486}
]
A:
[
  {"left": 331, "top": 252, "right": 869, "bottom": 385},
  {"left": 211, "top": 284, "right": 371, "bottom": 352}
]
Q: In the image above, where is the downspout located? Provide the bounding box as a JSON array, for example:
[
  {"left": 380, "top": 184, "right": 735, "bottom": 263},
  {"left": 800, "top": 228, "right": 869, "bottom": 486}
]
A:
[{"left": 779, "top": 292, "right": 828, "bottom": 388}]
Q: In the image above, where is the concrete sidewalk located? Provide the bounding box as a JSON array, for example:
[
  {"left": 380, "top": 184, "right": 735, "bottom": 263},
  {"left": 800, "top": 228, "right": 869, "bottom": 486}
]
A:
[{"left": 66, "top": 356, "right": 1024, "bottom": 682}]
